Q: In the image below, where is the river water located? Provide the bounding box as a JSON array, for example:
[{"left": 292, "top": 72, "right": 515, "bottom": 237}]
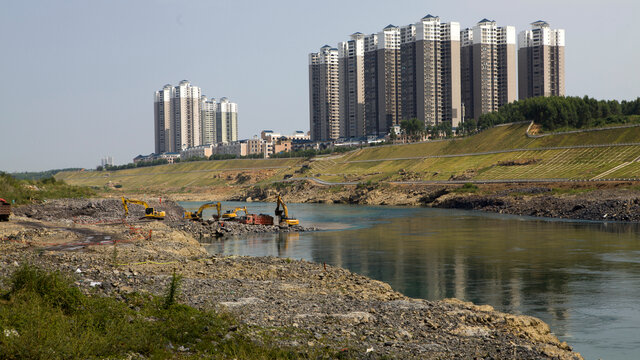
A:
[{"left": 181, "top": 200, "right": 640, "bottom": 359}]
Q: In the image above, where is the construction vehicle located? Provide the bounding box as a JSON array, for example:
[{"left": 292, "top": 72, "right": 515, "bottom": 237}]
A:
[
  {"left": 121, "top": 197, "right": 165, "bottom": 220},
  {"left": 275, "top": 195, "right": 299, "bottom": 226},
  {"left": 184, "top": 202, "right": 221, "bottom": 222},
  {"left": 221, "top": 206, "right": 248, "bottom": 220},
  {"left": 240, "top": 213, "right": 274, "bottom": 225},
  {"left": 0, "top": 198, "right": 10, "bottom": 221}
]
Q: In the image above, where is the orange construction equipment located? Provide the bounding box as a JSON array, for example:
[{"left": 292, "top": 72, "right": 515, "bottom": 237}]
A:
[{"left": 0, "top": 198, "right": 10, "bottom": 221}]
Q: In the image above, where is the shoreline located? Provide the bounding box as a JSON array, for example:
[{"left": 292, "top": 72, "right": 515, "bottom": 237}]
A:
[
  {"left": 1, "top": 198, "right": 582, "bottom": 359},
  {"left": 219, "top": 180, "right": 640, "bottom": 223}
]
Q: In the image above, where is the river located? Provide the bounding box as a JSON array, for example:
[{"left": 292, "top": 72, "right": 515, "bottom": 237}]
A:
[{"left": 181, "top": 200, "right": 640, "bottom": 360}]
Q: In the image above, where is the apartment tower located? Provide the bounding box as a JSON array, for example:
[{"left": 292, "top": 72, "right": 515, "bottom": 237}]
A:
[
  {"left": 172, "top": 80, "right": 202, "bottom": 150},
  {"left": 363, "top": 25, "right": 401, "bottom": 136},
  {"left": 309, "top": 45, "right": 340, "bottom": 141},
  {"left": 518, "top": 21, "right": 565, "bottom": 99},
  {"left": 399, "top": 24, "right": 417, "bottom": 122},
  {"left": 402, "top": 15, "right": 462, "bottom": 128},
  {"left": 460, "top": 20, "right": 516, "bottom": 121},
  {"left": 439, "top": 21, "right": 462, "bottom": 129},
  {"left": 154, "top": 84, "right": 173, "bottom": 153},
  {"left": 200, "top": 96, "right": 217, "bottom": 145},
  {"left": 363, "top": 33, "right": 379, "bottom": 135},
  {"left": 217, "top": 97, "right": 238, "bottom": 144},
  {"left": 338, "top": 33, "right": 366, "bottom": 138}
]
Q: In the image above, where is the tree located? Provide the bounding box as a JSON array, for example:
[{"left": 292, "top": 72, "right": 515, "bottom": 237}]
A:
[{"left": 400, "top": 118, "right": 425, "bottom": 141}]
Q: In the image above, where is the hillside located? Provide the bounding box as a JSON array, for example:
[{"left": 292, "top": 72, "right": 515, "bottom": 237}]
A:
[
  {"left": 56, "top": 158, "right": 304, "bottom": 193},
  {"left": 56, "top": 123, "right": 640, "bottom": 191},
  {"left": 311, "top": 123, "right": 640, "bottom": 183}
]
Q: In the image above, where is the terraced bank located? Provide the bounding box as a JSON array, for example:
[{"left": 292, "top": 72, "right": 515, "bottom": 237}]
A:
[{"left": 57, "top": 123, "right": 640, "bottom": 194}]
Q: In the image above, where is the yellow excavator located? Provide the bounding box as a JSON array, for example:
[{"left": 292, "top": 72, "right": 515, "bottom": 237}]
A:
[
  {"left": 121, "top": 197, "right": 165, "bottom": 220},
  {"left": 184, "top": 202, "right": 221, "bottom": 222},
  {"left": 221, "top": 206, "right": 248, "bottom": 220},
  {"left": 275, "top": 195, "right": 299, "bottom": 226}
]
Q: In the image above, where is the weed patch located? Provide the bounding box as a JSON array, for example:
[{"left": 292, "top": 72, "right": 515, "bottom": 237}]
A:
[
  {"left": 0, "top": 265, "right": 346, "bottom": 359},
  {"left": 451, "top": 183, "right": 479, "bottom": 193}
]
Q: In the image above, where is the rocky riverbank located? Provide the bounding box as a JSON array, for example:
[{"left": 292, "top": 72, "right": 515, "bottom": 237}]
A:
[
  {"left": 12, "top": 198, "right": 317, "bottom": 239},
  {"left": 0, "top": 198, "right": 582, "bottom": 359},
  {"left": 236, "top": 180, "right": 640, "bottom": 222}
]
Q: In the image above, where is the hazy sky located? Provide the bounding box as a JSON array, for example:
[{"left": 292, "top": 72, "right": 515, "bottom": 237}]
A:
[{"left": 1, "top": 0, "right": 638, "bottom": 172}]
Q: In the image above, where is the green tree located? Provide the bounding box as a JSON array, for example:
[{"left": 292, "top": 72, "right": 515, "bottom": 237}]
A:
[{"left": 400, "top": 118, "right": 424, "bottom": 141}]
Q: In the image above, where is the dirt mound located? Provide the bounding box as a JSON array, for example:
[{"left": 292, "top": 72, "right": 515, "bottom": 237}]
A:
[{"left": 13, "top": 198, "right": 185, "bottom": 223}]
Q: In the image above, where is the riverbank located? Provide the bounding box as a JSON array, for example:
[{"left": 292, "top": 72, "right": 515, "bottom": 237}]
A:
[
  {"left": 231, "top": 180, "right": 640, "bottom": 222},
  {"left": 0, "top": 198, "right": 582, "bottom": 359}
]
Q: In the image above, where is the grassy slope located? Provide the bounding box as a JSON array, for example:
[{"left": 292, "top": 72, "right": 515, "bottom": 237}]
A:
[
  {"left": 315, "top": 123, "right": 640, "bottom": 182},
  {"left": 56, "top": 158, "right": 303, "bottom": 190},
  {"left": 57, "top": 124, "right": 640, "bottom": 190}
]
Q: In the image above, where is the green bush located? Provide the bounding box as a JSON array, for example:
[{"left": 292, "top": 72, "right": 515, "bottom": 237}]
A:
[
  {"left": 0, "top": 172, "right": 95, "bottom": 205},
  {"left": 452, "top": 183, "right": 478, "bottom": 193}
]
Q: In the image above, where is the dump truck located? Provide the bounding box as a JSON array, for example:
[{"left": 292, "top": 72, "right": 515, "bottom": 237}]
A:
[{"left": 0, "top": 198, "right": 10, "bottom": 221}]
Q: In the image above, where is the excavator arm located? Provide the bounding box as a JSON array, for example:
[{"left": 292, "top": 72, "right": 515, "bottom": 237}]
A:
[
  {"left": 185, "top": 202, "right": 222, "bottom": 221},
  {"left": 122, "top": 197, "right": 165, "bottom": 220},
  {"left": 221, "top": 206, "right": 248, "bottom": 219},
  {"left": 275, "top": 195, "right": 299, "bottom": 226}
]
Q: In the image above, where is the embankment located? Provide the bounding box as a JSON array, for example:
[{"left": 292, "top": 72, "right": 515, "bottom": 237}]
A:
[{"left": 237, "top": 180, "right": 640, "bottom": 222}]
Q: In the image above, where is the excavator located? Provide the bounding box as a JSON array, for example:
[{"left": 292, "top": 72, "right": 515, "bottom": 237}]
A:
[
  {"left": 121, "top": 197, "right": 165, "bottom": 220},
  {"left": 221, "top": 206, "right": 248, "bottom": 220},
  {"left": 275, "top": 195, "right": 299, "bottom": 226},
  {"left": 184, "top": 202, "right": 221, "bottom": 222}
]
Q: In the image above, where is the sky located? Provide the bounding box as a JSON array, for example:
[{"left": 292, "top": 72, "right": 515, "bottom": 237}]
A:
[{"left": 1, "top": 0, "right": 638, "bottom": 172}]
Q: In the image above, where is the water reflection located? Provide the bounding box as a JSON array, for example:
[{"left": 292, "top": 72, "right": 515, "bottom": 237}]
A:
[{"left": 194, "top": 202, "right": 640, "bottom": 360}]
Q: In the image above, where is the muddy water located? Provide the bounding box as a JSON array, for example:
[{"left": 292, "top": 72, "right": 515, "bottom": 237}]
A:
[{"left": 182, "top": 201, "right": 640, "bottom": 359}]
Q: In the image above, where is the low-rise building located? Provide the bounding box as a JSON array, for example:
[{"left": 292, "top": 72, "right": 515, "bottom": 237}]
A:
[
  {"left": 246, "top": 137, "right": 268, "bottom": 157},
  {"left": 133, "top": 152, "right": 181, "bottom": 164},
  {"left": 211, "top": 142, "right": 246, "bottom": 157},
  {"left": 273, "top": 139, "right": 292, "bottom": 155},
  {"left": 180, "top": 145, "right": 214, "bottom": 160}
]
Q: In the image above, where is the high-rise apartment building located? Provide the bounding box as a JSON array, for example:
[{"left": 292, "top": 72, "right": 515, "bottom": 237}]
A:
[
  {"left": 154, "top": 81, "right": 238, "bottom": 152},
  {"left": 460, "top": 19, "right": 516, "bottom": 121},
  {"left": 309, "top": 45, "right": 340, "bottom": 141},
  {"left": 440, "top": 21, "right": 462, "bottom": 128},
  {"left": 200, "top": 96, "right": 217, "bottom": 145},
  {"left": 338, "top": 33, "right": 366, "bottom": 138},
  {"left": 518, "top": 21, "right": 565, "bottom": 99},
  {"left": 154, "top": 84, "right": 173, "bottom": 153},
  {"left": 400, "top": 24, "right": 417, "bottom": 122},
  {"left": 362, "top": 25, "right": 401, "bottom": 136},
  {"left": 400, "top": 15, "right": 462, "bottom": 128},
  {"left": 172, "top": 80, "right": 202, "bottom": 150},
  {"left": 363, "top": 33, "right": 379, "bottom": 136},
  {"left": 217, "top": 97, "right": 238, "bottom": 143}
]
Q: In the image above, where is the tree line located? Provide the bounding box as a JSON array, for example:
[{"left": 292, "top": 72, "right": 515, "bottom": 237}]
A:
[{"left": 468, "top": 96, "right": 640, "bottom": 132}]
